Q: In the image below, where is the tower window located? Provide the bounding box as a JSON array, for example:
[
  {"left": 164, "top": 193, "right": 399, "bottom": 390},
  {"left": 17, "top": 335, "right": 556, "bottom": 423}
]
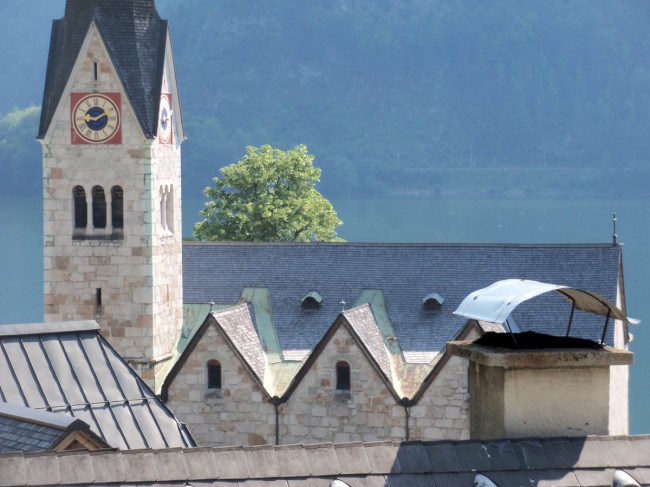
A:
[
  {"left": 73, "top": 186, "right": 87, "bottom": 229},
  {"left": 111, "top": 186, "right": 124, "bottom": 230},
  {"left": 92, "top": 186, "right": 107, "bottom": 229},
  {"left": 336, "top": 361, "right": 351, "bottom": 391},
  {"left": 95, "top": 288, "right": 102, "bottom": 314},
  {"left": 93, "top": 62, "right": 98, "bottom": 81},
  {"left": 166, "top": 185, "right": 174, "bottom": 233},
  {"left": 207, "top": 359, "right": 221, "bottom": 389}
]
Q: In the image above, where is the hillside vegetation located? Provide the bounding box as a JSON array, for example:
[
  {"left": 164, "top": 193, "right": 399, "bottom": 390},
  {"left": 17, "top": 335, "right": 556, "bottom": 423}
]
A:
[{"left": 2, "top": 0, "right": 650, "bottom": 198}]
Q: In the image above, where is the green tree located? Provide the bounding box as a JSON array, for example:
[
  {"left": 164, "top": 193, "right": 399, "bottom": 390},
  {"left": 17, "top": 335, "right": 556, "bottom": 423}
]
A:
[{"left": 195, "top": 145, "right": 344, "bottom": 242}]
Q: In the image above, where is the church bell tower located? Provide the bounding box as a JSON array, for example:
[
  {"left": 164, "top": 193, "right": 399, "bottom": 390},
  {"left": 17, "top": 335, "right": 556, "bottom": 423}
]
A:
[{"left": 38, "top": 0, "right": 184, "bottom": 387}]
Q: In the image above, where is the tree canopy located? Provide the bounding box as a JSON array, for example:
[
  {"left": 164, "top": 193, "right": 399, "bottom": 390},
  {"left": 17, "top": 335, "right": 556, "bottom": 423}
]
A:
[{"left": 194, "top": 145, "right": 343, "bottom": 242}]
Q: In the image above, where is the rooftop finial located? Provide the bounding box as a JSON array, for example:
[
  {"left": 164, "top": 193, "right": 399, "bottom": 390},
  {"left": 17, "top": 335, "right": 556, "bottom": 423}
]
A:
[
  {"left": 612, "top": 212, "right": 618, "bottom": 246},
  {"left": 340, "top": 299, "right": 346, "bottom": 312}
]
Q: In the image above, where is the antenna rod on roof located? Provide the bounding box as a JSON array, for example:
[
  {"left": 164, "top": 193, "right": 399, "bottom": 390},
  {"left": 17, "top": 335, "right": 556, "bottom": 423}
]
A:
[{"left": 612, "top": 212, "right": 618, "bottom": 246}]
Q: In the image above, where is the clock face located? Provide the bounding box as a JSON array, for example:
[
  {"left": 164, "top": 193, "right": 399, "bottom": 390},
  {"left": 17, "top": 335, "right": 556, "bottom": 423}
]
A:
[
  {"left": 159, "top": 94, "right": 173, "bottom": 144},
  {"left": 71, "top": 93, "right": 121, "bottom": 144}
]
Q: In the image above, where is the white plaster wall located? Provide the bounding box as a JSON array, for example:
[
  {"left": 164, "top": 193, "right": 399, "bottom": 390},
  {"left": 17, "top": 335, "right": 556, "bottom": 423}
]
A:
[{"left": 503, "top": 366, "right": 610, "bottom": 438}]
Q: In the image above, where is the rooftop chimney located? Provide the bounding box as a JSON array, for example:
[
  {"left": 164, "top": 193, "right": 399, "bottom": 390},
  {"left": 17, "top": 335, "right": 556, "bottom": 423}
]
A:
[{"left": 447, "top": 338, "right": 633, "bottom": 440}]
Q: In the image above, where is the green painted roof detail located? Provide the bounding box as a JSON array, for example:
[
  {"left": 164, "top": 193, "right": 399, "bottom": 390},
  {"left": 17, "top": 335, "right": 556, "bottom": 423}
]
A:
[
  {"left": 240, "top": 288, "right": 283, "bottom": 364},
  {"left": 354, "top": 289, "right": 402, "bottom": 358}
]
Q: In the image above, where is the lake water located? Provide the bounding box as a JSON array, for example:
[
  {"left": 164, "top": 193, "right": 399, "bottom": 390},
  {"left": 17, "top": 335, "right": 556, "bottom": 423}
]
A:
[{"left": 2, "top": 194, "right": 649, "bottom": 433}]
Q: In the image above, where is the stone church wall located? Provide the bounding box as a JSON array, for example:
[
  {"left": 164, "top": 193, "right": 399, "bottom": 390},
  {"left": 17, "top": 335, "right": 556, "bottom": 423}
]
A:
[
  {"left": 279, "top": 326, "right": 405, "bottom": 444},
  {"left": 166, "top": 324, "right": 276, "bottom": 447},
  {"left": 167, "top": 323, "right": 472, "bottom": 447}
]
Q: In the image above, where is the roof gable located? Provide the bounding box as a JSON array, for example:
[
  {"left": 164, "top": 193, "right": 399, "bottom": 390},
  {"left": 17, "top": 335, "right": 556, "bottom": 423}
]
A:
[{"left": 38, "top": 0, "right": 168, "bottom": 139}]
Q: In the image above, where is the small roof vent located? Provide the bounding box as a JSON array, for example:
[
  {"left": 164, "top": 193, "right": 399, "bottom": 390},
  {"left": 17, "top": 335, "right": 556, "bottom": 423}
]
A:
[
  {"left": 423, "top": 292, "right": 444, "bottom": 312},
  {"left": 301, "top": 291, "right": 323, "bottom": 310},
  {"left": 613, "top": 470, "right": 641, "bottom": 487}
]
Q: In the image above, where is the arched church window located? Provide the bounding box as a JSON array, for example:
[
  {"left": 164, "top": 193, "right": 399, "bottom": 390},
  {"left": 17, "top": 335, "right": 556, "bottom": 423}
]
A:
[
  {"left": 92, "top": 186, "right": 107, "bottom": 229},
  {"left": 73, "top": 186, "right": 87, "bottom": 229},
  {"left": 207, "top": 360, "right": 222, "bottom": 389},
  {"left": 166, "top": 185, "right": 175, "bottom": 233},
  {"left": 160, "top": 186, "right": 167, "bottom": 230},
  {"left": 111, "top": 186, "right": 124, "bottom": 230},
  {"left": 336, "top": 361, "right": 351, "bottom": 391}
]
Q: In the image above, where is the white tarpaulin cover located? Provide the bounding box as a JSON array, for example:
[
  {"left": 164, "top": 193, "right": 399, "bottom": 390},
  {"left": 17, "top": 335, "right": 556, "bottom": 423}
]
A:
[{"left": 454, "top": 279, "right": 639, "bottom": 325}]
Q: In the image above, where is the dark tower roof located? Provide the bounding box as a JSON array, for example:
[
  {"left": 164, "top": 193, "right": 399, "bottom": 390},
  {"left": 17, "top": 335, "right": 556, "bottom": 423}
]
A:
[{"left": 38, "top": 0, "right": 168, "bottom": 139}]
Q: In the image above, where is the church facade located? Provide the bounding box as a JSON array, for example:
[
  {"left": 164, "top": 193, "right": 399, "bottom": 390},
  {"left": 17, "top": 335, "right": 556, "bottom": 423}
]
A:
[{"left": 37, "top": 0, "right": 633, "bottom": 448}]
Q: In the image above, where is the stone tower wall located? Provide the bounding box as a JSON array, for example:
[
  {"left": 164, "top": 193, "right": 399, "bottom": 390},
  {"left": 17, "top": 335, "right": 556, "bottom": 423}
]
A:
[{"left": 42, "top": 26, "right": 182, "bottom": 384}]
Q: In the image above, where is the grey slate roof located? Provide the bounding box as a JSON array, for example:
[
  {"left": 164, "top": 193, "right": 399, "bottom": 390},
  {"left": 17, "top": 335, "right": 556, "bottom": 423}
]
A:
[
  {"left": 0, "top": 401, "right": 108, "bottom": 453},
  {"left": 38, "top": 0, "right": 167, "bottom": 139},
  {"left": 0, "top": 321, "right": 194, "bottom": 450},
  {"left": 183, "top": 243, "right": 623, "bottom": 360},
  {"left": 1, "top": 435, "right": 648, "bottom": 486}
]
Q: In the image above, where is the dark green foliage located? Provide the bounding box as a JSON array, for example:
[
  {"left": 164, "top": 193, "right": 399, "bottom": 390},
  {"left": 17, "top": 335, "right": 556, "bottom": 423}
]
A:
[
  {"left": 3, "top": 0, "right": 650, "bottom": 198},
  {"left": 195, "top": 145, "right": 343, "bottom": 242}
]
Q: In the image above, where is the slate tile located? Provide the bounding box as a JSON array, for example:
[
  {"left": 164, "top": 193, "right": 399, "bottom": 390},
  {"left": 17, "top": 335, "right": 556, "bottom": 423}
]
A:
[
  {"left": 432, "top": 472, "right": 475, "bottom": 487},
  {"left": 539, "top": 439, "right": 582, "bottom": 469},
  {"left": 386, "top": 473, "right": 436, "bottom": 486},
  {"left": 334, "top": 442, "right": 371, "bottom": 475},
  {"left": 423, "top": 441, "right": 462, "bottom": 472},
  {"left": 511, "top": 439, "right": 549, "bottom": 470},
  {"left": 528, "top": 470, "right": 580, "bottom": 487},
  {"left": 342, "top": 474, "right": 390, "bottom": 487},
  {"left": 364, "top": 441, "right": 400, "bottom": 474},
  {"left": 25, "top": 452, "right": 60, "bottom": 486},
  {"left": 58, "top": 451, "right": 94, "bottom": 484},
  {"left": 573, "top": 468, "right": 615, "bottom": 486},
  {"left": 274, "top": 444, "right": 311, "bottom": 477},
  {"left": 596, "top": 437, "right": 649, "bottom": 468},
  {"left": 154, "top": 448, "right": 189, "bottom": 481},
  {"left": 0, "top": 453, "right": 26, "bottom": 486},
  {"left": 489, "top": 470, "right": 550, "bottom": 486},
  {"left": 624, "top": 468, "right": 650, "bottom": 485},
  {"left": 624, "top": 437, "right": 650, "bottom": 467},
  {"left": 184, "top": 448, "right": 220, "bottom": 480},
  {"left": 483, "top": 440, "right": 522, "bottom": 470},
  {"left": 573, "top": 439, "right": 613, "bottom": 469},
  {"left": 245, "top": 480, "right": 290, "bottom": 487},
  {"left": 121, "top": 450, "right": 157, "bottom": 482},
  {"left": 90, "top": 450, "right": 126, "bottom": 483},
  {"left": 244, "top": 445, "right": 280, "bottom": 478},
  {"left": 304, "top": 444, "right": 340, "bottom": 477},
  {"left": 453, "top": 441, "right": 491, "bottom": 472},
  {"left": 213, "top": 446, "right": 250, "bottom": 479},
  {"left": 287, "top": 477, "right": 333, "bottom": 487},
  {"left": 395, "top": 442, "right": 431, "bottom": 473}
]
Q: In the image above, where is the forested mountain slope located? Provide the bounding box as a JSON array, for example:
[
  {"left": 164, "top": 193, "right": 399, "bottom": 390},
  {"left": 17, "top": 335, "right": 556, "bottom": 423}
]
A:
[{"left": 2, "top": 0, "right": 650, "bottom": 198}]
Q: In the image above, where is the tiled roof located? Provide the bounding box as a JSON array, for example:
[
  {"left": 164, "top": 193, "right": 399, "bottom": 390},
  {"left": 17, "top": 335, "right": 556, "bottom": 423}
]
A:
[
  {"left": 0, "top": 321, "right": 194, "bottom": 450},
  {"left": 0, "top": 402, "right": 109, "bottom": 453},
  {"left": 38, "top": 0, "right": 167, "bottom": 138},
  {"left": 183, "top": 243, "right": 623, "bottom": 360},
  {"left": 0, "top": 435, "right": 648, "bottom": 486}
]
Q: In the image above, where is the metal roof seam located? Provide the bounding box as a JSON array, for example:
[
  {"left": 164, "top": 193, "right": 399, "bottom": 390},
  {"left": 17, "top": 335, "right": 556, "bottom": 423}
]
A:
[
  {"left": 18, "top": 338, "right": 51, "bottom": 410},
  {"left": 37, "top": 337, "right": 71, "bottom": 413},
  {"left": 0, "top": 341, "right": 29, "bottom": 408}
]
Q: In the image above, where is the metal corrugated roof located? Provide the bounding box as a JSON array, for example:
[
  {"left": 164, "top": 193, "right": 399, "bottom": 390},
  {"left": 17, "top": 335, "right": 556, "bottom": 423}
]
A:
[{"left": 0, "top": 321, "right": 194, "bottom": 450}]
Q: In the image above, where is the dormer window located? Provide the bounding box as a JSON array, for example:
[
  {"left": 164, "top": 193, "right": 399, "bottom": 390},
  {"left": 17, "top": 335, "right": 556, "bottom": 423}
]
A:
[
  {"left": 423, "top": 293, "right": 444, "bottom": 312},
  {"left": 301, "top": 291, "right": 322, "bottom": 310}
]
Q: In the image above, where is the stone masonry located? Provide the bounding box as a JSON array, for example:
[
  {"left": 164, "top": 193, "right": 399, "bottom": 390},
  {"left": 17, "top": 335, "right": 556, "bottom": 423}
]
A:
[{"left": 41, "top": 25, "right": 183, "bottom": 387}]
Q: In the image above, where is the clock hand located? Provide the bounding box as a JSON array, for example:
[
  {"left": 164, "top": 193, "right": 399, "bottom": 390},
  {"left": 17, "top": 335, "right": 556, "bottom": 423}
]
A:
[{"left": 84, "top": 112, "right": 107, "bottom": 122}]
